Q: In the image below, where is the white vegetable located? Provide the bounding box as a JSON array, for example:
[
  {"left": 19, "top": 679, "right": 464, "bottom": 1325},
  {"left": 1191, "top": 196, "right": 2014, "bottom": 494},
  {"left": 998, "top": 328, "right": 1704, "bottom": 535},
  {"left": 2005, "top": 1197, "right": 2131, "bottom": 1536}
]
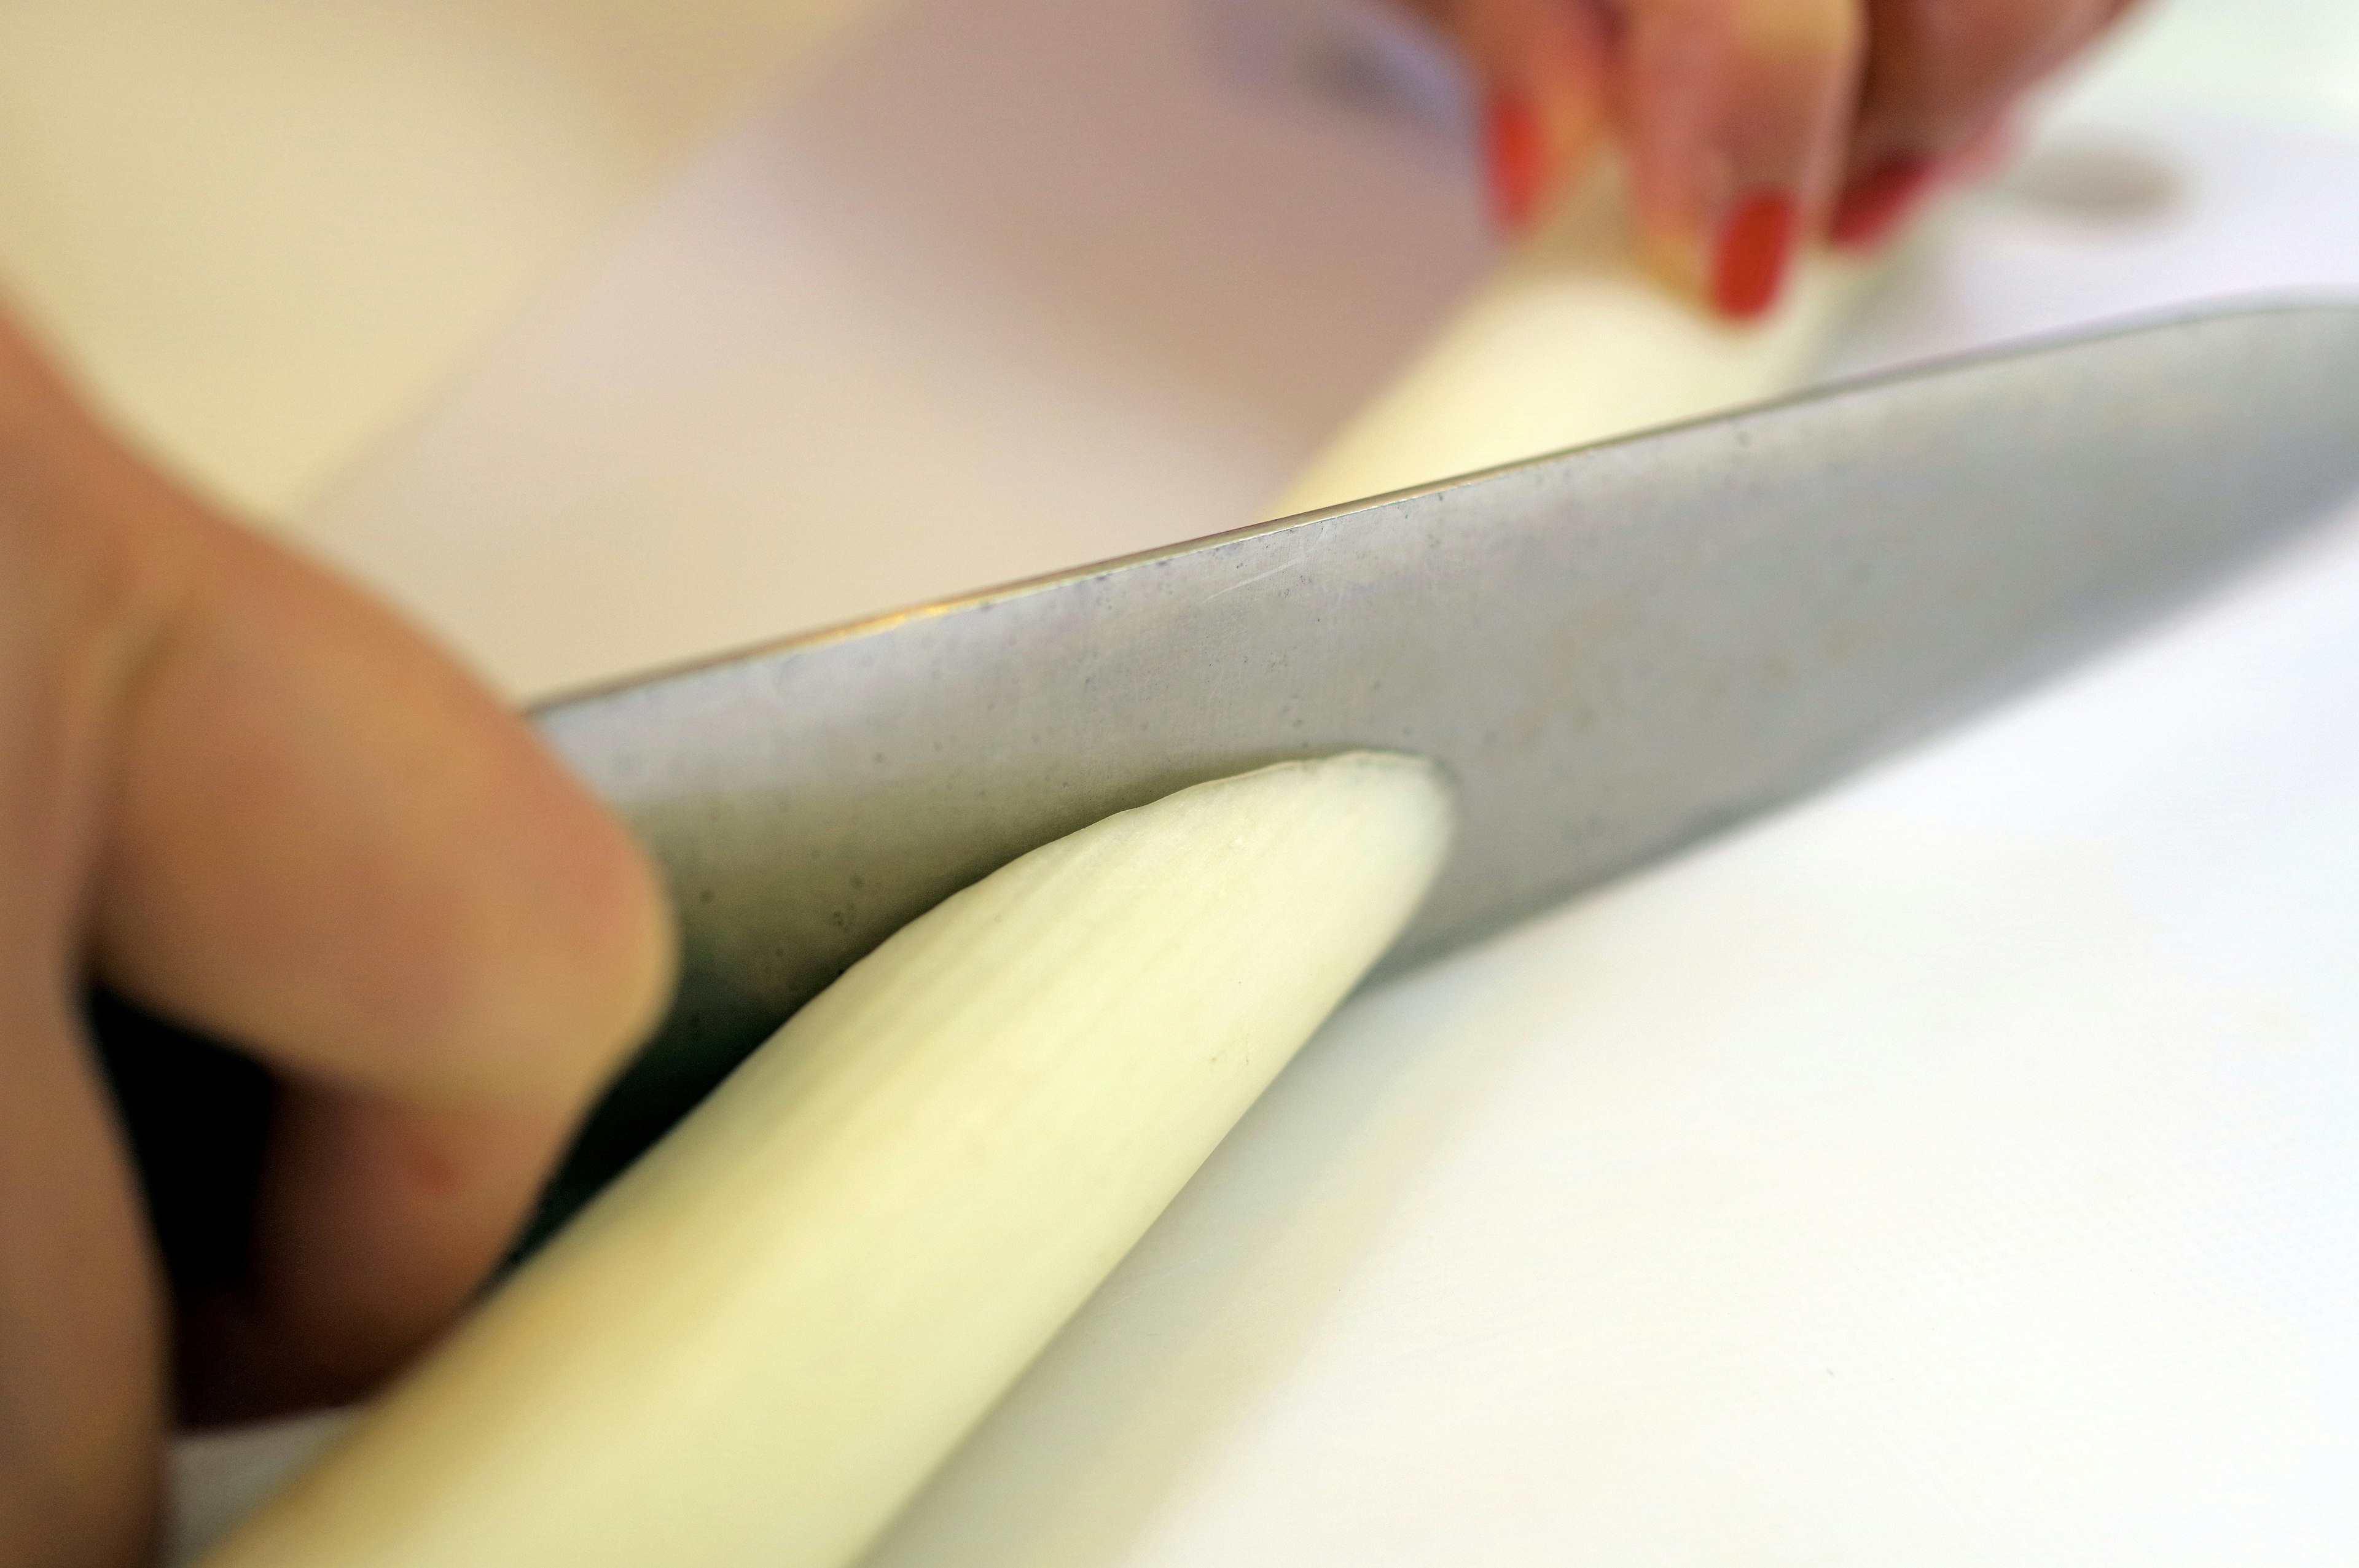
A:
[
  {"left": 1272, "top": 167, "right": 1869, "bottom": 518},
  {"left": 197, "top": 754, "right": 1453, "bottom": 1568}
]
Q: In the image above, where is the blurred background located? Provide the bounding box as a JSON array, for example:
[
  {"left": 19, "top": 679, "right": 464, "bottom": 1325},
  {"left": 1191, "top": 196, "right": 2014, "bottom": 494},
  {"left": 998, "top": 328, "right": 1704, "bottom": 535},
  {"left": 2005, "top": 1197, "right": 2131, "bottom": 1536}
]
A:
[{"left": 3, "top": 0, "right": 2358, "bottom": 695}]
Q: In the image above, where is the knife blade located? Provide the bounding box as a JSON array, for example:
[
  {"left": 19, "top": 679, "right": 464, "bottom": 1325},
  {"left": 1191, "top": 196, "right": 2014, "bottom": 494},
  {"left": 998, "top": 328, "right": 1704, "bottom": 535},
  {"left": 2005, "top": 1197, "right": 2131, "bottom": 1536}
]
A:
[{"left": 528, "top": 297, "right": 2359, "bottom": 1227}]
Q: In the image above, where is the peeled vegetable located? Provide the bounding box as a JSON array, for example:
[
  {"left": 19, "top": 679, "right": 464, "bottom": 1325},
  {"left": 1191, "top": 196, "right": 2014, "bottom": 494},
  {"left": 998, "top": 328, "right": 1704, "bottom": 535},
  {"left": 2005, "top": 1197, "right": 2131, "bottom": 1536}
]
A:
[
  {"left": 1273, "top": 168, "right": 1868, "bottom": 518},
  {"left": 197, "top": 754, "right": 1453, "bottom": 1568}
]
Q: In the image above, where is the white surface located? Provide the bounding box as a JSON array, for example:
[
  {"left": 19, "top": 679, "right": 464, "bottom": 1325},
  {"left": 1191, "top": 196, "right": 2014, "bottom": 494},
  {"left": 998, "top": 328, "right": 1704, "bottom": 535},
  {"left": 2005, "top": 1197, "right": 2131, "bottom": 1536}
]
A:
[{"left": 178, "top": 0, "right": 2359, "bottom": 1562}]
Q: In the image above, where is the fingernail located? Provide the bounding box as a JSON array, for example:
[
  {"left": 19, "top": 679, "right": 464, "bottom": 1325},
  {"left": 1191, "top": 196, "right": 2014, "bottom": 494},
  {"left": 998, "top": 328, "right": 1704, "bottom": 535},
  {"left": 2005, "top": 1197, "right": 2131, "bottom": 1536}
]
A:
[
  {"left": 1711, "top": 190, "right": 1796, "bottom": 321},
  {"left": 1829, "top": 155, "right": 1936, "bottom": 251},
  {"left": 1484, "top": 92, "right": 1545, "bottom": 235}
]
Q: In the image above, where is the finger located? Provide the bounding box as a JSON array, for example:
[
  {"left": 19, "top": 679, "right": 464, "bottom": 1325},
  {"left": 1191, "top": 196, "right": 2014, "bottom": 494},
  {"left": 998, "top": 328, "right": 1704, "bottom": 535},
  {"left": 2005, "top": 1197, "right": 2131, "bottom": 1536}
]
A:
[
  {"left": 0, "top": 312, "right": 677, "bottom": 1418},
  {"left": 0, "top": 991, "right": 162, "bottom": 1568},
  {"left": 93, "top": 996, "right": 586, "bottom": 1422},
  {"left": 1834, "top": 0, "right": 2129, "bottom": 247},
  {"left": 95, "top": 513, "right": 677, "bottom": 1415},
  {"left": 0, "top": 355, "right": 168, "bottom": 1564},
  {"left": 1616, "top": 0, "right": 1864, "bottom": 319},
  {"left": 92, "top": 509, "right": 673, "bottom": 1112},
  {"left": 1470, "top": 0, "right": 1618, "bottom": 234},
  {"left": 178, "top": 1088, "right": 588, "bottom": 1420},
  {"left": 1399, "top": 0, "right": 1616, "bottom": 235}
]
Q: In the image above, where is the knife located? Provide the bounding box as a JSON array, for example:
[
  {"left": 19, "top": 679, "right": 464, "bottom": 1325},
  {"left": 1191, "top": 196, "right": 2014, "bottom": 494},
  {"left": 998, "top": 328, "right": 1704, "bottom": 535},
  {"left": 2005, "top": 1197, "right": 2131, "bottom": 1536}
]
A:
[
  {"left": 97, "top": 298, "right": 2359, "bottom": 1266},
  {"left": 509, "top": 296, "right": 2359, "bottom": 1233}
]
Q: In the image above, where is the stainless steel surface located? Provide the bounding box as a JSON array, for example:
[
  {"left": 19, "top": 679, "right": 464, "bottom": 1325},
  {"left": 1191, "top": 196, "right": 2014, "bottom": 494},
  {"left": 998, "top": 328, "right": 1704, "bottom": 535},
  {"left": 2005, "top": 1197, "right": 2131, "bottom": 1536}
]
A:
[{"left": 530, "top": 298, "right": 2359, "bottom": 1217}]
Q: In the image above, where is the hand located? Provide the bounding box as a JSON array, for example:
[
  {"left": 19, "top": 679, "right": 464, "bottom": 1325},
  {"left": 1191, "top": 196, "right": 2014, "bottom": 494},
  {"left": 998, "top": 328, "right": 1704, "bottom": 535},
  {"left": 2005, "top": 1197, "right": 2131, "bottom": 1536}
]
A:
[
  {"left": 0, "top": 309, "right": 675, "bottom": 1568},
  {"left": 1403, "top": 0, "right": 2140, "bottom": 316}
]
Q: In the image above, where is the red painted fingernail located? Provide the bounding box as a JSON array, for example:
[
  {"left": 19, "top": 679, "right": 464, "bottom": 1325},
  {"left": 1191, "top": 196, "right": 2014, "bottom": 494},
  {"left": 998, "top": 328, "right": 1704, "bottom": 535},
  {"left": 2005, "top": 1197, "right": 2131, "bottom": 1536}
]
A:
[
  {"left": 1484, "top": 92, "right": 1544, "bottom": 235},
  {"left": 1829, "top": 155, "right": 1936, "bottom": 251},
  {"left": 1711, "top": 190, "right": 1796, "bottom": 321}
]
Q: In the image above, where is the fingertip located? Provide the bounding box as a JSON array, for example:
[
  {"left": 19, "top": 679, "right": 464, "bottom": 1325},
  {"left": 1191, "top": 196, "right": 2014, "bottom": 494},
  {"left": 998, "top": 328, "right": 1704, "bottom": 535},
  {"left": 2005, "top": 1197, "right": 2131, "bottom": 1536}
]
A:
[
  {"left": 493, "top": 741, "right": 679, "bottom": 1110},
  {"left": 1618, "top": 0, "right": 1858, "bottom": 319},
  {"left": 1460, "top": 0, "right": 1612, "bottom": 238},
  {"left": 1638, "top": 185, "right": 1799, "bottom": 324},
  {"left": 287, "top": 651, "right": 681, "bottom": 1117},
  {"left": 1483, "top": 89, "right": 1546, "bottom": 235},
  {"left": 1710, "top": 189, "right": 1798, "bottom": 320},
  {"left": 92, "top": 520, "right": 676, "bottom": 1120}
]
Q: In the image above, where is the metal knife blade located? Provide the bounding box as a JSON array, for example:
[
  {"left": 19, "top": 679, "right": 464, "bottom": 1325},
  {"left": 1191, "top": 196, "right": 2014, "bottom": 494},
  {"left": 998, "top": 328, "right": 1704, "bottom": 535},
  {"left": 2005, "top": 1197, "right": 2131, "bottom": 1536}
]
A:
[{"left": 530, "top": 298, "right": 2359, "bottom": 1220}]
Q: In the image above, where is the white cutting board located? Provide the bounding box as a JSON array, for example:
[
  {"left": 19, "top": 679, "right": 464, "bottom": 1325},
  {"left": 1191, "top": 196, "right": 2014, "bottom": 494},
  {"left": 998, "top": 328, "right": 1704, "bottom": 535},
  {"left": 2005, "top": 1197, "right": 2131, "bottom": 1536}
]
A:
[{"left": 177, "top": 1, "right": 2359, "bottom": 1561}]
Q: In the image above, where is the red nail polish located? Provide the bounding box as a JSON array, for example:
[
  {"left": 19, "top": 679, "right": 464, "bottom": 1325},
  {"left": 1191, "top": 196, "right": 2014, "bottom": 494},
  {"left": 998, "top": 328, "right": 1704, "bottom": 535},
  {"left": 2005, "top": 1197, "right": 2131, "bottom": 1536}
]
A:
[
  {"left": 1484, "top": 93, "right": 1544, "bottom": 235},
  {"left": 1829, "top": 155, "right": 1936, "bottom": 251},
  {"left": 1711, "top": 191, "right": 1796, "bottom": 321}
]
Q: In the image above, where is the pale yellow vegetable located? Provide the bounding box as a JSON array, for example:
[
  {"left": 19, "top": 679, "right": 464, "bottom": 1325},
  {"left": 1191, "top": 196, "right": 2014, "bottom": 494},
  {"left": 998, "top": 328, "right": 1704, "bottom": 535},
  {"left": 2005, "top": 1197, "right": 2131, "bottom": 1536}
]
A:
[
  {"left": 1272, "top": 167, "right": 1870, "bottom": 519},
  {"left": 198, "top": 754, "right": 1453, "bottom": 1568}
]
